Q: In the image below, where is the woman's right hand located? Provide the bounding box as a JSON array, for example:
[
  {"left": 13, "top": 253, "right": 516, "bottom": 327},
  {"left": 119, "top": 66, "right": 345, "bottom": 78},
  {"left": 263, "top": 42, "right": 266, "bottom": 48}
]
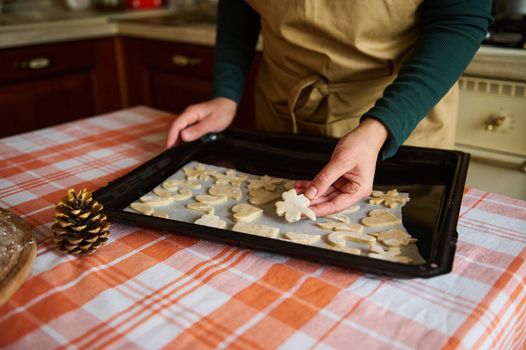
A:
[{"left": 166, "top": 97, "right": 238, "bottom": 148}]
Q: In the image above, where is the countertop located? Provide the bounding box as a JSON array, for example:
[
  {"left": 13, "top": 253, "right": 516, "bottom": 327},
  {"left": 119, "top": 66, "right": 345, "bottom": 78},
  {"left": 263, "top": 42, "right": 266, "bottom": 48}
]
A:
[
  {"left": 0, "top": 9, "right": 525, "bottom": 81},
  {"left": 0, "top": 106, "right": 525, "bottom": 349}
]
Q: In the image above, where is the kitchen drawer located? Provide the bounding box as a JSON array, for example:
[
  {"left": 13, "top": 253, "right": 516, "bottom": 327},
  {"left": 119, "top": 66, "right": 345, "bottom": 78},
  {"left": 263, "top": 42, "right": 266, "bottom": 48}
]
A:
[
  {"left": 0, "top": 40, "right": 97, "bottom": 85},
  {"left": 141, "top": 40, "right": 214, "bottom": 79},
  {"left": 456, "top": 76, "right": 526, "bottom": 200},
  {"left": 457, "top": 76, "right": 526, "bottom": 157}
]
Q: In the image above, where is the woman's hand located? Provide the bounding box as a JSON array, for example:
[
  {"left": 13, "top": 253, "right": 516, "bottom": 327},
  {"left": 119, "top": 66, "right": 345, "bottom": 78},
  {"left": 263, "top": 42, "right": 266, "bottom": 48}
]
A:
[
  {"left": 166, "top": 97, "right": 238, "bottom": 148},
  {"left": 296, "top": 118, "right": 389, "bottom": 217}
]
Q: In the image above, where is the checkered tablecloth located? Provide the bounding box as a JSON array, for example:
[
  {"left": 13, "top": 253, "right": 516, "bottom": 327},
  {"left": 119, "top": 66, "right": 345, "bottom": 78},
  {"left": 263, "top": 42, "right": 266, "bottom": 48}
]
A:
[{"left": 0, "top": 107, "right": 525, "bottom": 350}]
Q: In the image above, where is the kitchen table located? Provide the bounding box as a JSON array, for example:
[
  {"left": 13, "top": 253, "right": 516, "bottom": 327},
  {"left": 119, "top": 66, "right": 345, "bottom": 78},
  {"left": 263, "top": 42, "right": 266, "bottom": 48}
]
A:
[{"left": 0, "top": 107, "right": 525, "bottom": 350}]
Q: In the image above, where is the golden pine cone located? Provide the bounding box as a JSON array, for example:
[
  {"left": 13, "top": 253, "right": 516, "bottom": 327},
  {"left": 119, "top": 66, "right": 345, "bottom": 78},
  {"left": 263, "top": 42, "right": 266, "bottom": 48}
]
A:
[{"left": 52, "top": 188, "right": 110, "bottom": 255}]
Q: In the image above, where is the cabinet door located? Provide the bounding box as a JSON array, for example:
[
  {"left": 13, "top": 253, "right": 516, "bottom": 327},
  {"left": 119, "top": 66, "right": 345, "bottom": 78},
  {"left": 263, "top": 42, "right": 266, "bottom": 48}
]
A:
[
  {"left": 0, "top": 38, "right": 122, "bottom": 138},
  {"left": 120, "top": 37, "right": 259, "bottom": 130},
  {"left": 0, "top": 72, "right": 94, "bottom": 136}
]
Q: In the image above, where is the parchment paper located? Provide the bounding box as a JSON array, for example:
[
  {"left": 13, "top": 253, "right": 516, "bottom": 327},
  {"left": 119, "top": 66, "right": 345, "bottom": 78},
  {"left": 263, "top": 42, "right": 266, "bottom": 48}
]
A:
[{"left": 124, "top": 161, "right": 425, "bottom": 264}]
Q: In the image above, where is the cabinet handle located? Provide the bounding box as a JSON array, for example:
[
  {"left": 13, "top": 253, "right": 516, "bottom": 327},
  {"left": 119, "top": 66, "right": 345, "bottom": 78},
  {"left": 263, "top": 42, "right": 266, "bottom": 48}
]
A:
[
  {"left": 171, "top": 54, "right": 202, "bottom": 67},
  {"left": 19, "top": 57, "right": 51, "bottom": 70}
]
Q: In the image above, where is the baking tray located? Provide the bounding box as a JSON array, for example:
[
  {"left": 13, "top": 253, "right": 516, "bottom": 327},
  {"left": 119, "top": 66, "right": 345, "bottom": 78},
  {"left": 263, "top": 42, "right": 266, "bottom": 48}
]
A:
[{"left": 93, "top": 129, "right": 469, "bottom": 278}]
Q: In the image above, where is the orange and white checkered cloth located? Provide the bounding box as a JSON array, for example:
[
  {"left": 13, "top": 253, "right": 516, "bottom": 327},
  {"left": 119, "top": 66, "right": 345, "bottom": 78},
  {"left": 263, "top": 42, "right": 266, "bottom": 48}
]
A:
[{"left": 0, "top": 107, "right": 525, "bottom": 350}]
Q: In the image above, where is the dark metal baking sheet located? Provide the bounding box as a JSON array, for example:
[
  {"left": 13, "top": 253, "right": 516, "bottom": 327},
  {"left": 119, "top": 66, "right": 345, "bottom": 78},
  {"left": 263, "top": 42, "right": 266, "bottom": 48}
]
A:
[{"left": 93, "top": 129, "right": 469, "bottom": 278}]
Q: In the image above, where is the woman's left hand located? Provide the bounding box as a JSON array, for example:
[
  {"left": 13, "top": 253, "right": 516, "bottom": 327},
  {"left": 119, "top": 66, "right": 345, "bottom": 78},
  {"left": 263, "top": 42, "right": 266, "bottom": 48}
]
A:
[{"left": 295, "top": 118, "right": 389, "bottom": 217}]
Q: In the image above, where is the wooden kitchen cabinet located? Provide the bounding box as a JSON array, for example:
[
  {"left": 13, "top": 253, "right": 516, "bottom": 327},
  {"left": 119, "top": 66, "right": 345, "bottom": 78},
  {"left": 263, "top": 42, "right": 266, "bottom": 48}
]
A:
[
  {"left": 119, "top": 37, "right": 260, "bottom": 130},
  {"left": 0, "top": 38, "right": 122, "bottom": 138}
]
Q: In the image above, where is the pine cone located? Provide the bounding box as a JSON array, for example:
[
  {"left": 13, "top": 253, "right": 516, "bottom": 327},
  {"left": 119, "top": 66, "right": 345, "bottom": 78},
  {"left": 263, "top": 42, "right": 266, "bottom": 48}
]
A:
[{"left": 52, "top": 188, "right": 110, "bottom": 255}]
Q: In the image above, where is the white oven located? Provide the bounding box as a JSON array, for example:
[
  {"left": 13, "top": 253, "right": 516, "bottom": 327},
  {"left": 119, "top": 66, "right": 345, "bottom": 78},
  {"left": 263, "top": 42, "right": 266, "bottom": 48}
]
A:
[{"left": 456, "top": 76, "right": 526, "bottom": 200}]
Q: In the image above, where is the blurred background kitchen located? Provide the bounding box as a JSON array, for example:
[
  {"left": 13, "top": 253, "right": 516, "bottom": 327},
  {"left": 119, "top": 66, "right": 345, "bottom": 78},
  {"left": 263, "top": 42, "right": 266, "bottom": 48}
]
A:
[{"left": 0, "top": 0, "right": 525, "bottom": 199}]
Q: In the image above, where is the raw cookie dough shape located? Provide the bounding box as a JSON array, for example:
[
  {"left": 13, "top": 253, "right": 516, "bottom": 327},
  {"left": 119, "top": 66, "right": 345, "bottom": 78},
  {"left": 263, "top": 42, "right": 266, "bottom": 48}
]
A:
[
  {"left": 369, "top": 189, "right": 410, "bottom": 208},
  {"left": 232, "top": 222, "right": 280, "bottom": 238},
  {"left": 209, "top": 185, "right": 243, "bottom": 201},
  {"left": 325, "top": 213, "right": 350, "bottom": 223},
  {"left": 248, "top": 188, "right": 281, "bottom": 205},
  {"left": 316, "top": 221, "right": 364, "bottom": 233},
  {"left": 327, "top": 245, "right": 361, "bottom": 255},
  {"left": 153, "top": 186, "right": 173, "bottom": 197},
  {"left": 171, "top": 189, "right": 193, "bottom": 201},
  {"left": 194, "top": 214, "right": 227, "bottom": 229},
  {"left": 195, "top": 195, "right": 228, "bottom": 205},
  {"left": 213, "top": 170, "right": 247, "bottom": 186},
  {"left": 162, "top": 179, "right": 202, "bottom": 190},
  {"left": 327, "top": 231, "right": 376, "bottom": 247},
  {"left": 283, "top": 232, "right": 321, "bottom": 245},
  {"left": 370, "top": 244, "right": 402, "bottom": 256},
  {"left": 360, "top": 209, "right": 401, "bottom": 228},
  {"left": 130, "top": 202, "right": 154, "bottom": 215},
  {"left": 186, "top": 202, "right": 215, "bottom": 214},
  {"left": 231, "top": 203, "right": 263, "bottom": 223},
  {"left": 247, "top": 175, "right": 283, "bottom": 191},
  {"left": 184, "top": 164, "right": 216, "bottom": 181},
  {"left": 370, "top": 228, "right": 416, "bottom": 247},
  {"left": 275, "top": 189, "right": 316, "bottom": 223},
  {"left": 153, "top": 211, "right": 169, "bottom": 219},
  {"left": 140, "top": 195, "right": 174, "bottom": 207}
]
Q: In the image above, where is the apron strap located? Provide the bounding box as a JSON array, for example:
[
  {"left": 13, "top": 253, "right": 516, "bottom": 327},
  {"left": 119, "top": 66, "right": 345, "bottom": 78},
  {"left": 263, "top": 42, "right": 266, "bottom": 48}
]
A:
[{"left": 288, "top": 75, "right": 329, "bottom": 133}]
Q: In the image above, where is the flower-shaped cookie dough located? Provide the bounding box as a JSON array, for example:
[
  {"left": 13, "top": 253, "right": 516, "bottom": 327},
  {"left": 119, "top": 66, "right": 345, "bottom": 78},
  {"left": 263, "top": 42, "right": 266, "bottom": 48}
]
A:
[
  {"left": 213, "top": 170, "right": 247, "bottom": 186},
  {"left": 369, "top": 189, "right": 410, "bottom": 208},
  {"left": 248, "top": 175, "right": 283, "bottom": 191},
  {"left": 275, "top": 189, "right": 316, "bottom": 223},
  {"left": 183, "top": 164, "right": 216, "bottom": 181}
]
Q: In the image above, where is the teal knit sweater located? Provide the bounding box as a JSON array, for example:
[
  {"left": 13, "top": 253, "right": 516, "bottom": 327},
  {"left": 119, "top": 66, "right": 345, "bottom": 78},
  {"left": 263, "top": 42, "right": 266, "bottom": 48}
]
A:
[{"left": 211, "top": 0, "right": 492, "bottom": 158}]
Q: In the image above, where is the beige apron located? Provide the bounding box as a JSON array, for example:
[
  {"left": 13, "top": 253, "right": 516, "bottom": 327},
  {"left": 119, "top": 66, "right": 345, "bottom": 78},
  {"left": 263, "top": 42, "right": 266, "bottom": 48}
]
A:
[{"left": 245, "top": 0, "right": 458, "bottom": 149}]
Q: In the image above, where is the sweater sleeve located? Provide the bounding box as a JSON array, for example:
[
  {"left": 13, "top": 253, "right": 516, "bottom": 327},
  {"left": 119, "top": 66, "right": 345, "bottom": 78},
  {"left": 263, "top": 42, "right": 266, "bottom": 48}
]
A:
[
  {"left": 211, "top": 0, "right": 261, "bottom": 104},
  {"left": 364, "top": 0, "right": 492, "bottom": 159}
]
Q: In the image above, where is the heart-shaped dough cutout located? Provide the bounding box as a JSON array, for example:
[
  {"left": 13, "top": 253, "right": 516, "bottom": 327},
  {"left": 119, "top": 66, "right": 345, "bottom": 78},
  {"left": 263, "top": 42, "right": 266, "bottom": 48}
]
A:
[
  {"left": 194, "top": 214, "right": 227, "bottom": 229},
  {"left": 360, "top": 209, "right": 401, "bottom": 227},
  {"left": 231, "top": 203, "right": 263, "bottom": 222},
  {"left": 232, "top": 222, "right": 280, "bottom": 238}
]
